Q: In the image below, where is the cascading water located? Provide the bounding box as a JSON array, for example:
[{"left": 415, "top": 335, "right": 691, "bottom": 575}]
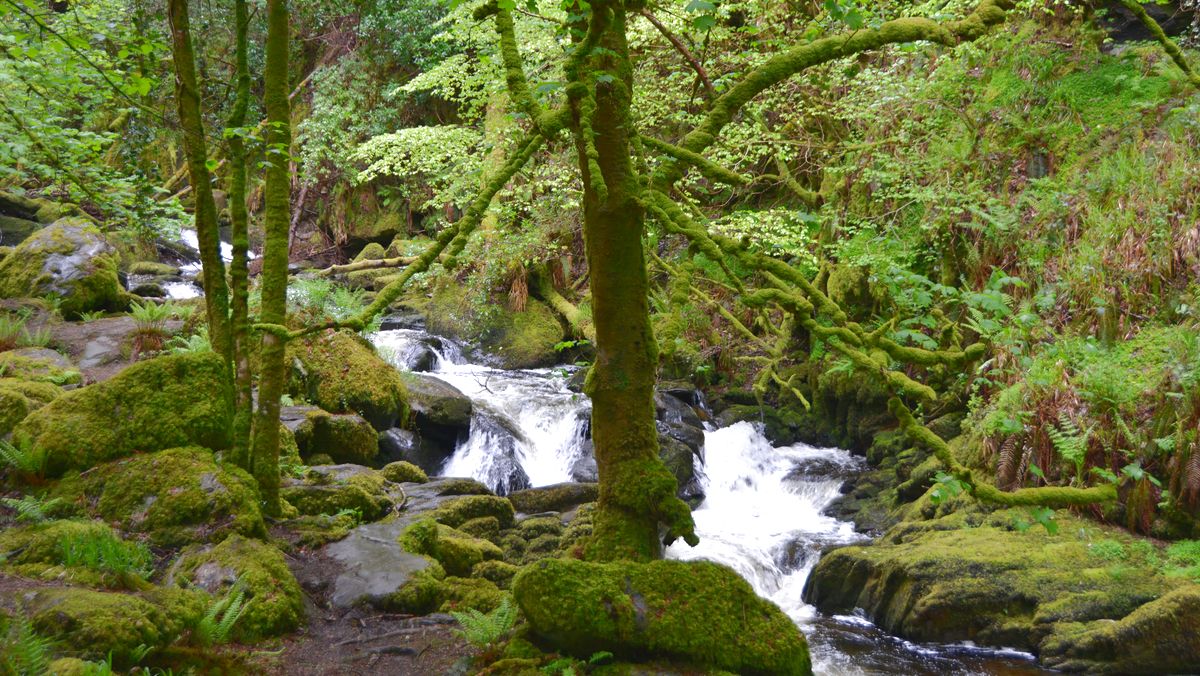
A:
[
  {"left": 374, "top": 327, "right": 592, "bottom": 493},
  {"left": 372, "top": 324, "right": 1048, "bottom": 674}
]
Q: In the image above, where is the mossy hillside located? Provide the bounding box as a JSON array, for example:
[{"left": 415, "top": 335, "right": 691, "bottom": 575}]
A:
[
  {"left": 292, "top": 409, "right": 379, "bottom": 465},
  {"left": 802, "top": 508, "right": 1192, "bottom": 657},
  {"left": 50, "top": 446, "right": 265, "bottom": 547},
  {"left": 513, "top": 558, "right": 811, "bottom": 676},
  {"left": 24, "top": 586, "right": 206, "bottom": 665},
  {"left": 0, "top": 218, "right": 126, "bottom": 317},
  {"left": 287, "top": 329, "right": 410, "bottom": 430},
  {"left": 171, "top": 535, "right": 305, "bottom": 641},
  {"left": 13, "top": 352, "right": 233, "bottom": 477},
  {"left": 424, "top": 282, "right": 564, "bottom": 369}
]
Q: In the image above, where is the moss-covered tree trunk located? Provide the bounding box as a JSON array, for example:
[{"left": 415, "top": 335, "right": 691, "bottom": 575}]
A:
[
  {"left": 573, "top": 1, "right": 696, "bottom": 562},
  {"left": 166, "top": 0, "right": 232, "bottom": 369},
  {"left": 226, "top": 0, "right": 254, "bottom": 468},
  {"left": 249, "top": 0, "right": 291, "bottom": 516}
]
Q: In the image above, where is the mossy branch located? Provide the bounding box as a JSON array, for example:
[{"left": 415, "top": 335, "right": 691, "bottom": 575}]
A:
[
  {"left": 1117, "top": 0, "right": 1200, "bottom": 87},
  {"left": 888, "top": 397, "right": 1117, "bottom": 507},
  {"left": 640, "top": 135, "right": 750, "bottom": 187},
  {"left": 316, "top": 255, "right": 428, "bottom": 276}
]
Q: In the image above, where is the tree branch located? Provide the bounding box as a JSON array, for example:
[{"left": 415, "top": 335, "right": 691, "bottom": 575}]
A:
[{"left": 639, "top": 9, "right": 716, "bottom": 102}]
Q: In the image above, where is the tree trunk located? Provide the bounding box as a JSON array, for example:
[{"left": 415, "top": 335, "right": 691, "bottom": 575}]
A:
[
  {"left": 573, "top": 1, "right": 695, "bottom": 562},
  {"left": 226, "top": 0, "right": 254, "bottom": 469},
  {"left": 166, "top": 0, "right": 233, "bottom": 371},
  {"left": 250, "top": 0, "right": 292, "bottom": 516}
]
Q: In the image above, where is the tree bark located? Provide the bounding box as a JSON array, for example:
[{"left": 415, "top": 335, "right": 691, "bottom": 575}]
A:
[
  {"left": 571, "top": 1, "right": 696, "bottom": 562},
  {"left": 166, "top": 0, "right": 233, "bottom": 370},
  {"left": 250, "top": 0, "right": 292, "bottom": 516}
]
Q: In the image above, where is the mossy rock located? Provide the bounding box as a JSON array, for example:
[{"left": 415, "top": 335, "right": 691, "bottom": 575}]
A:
[
  {"left": 287, "top": 330, "right": 409, "bottom": 431},
  {"left": 50, "top": 446, "right": 265, "bottom": 547},
  {"left": 514, "top": 558, "right": 811, "bottom": 675},
  {"left": 14, "top": 352, "right": 233, "bottom": 477},
  {"left": 292, "top": 409, "right": 379, "bottom": 465},
  {"left": 429, "top": 494, "right": 516, "bottom": 529},
  {"left": 803, "top": 511, "right": 1179, "bottom": 661},
  {"left": 0, "top": 218, "right": 126, "bottom": 317},
  {"left": 1040, "top": 585, "right": 1200, "bottom": 674},
  {"left": 354, "top": 242, "right": 387, "bottom": 261},
  {"left": 127, "top": 261, "right": 180, "bottom": 276},
  {"left": 280, "top": 467, "right": 393, "bottom": 522},
  {"left": 0, "top": 374, "right": 68, "bottom": 437},
  {"left": 425, "top": 284, "right": 564, "bottom": 369},
  {"left": 399, "top": 518, "right": 504, "bottom": 577},
  {"left": 0, "top": 519, "right": 143, "bottom": 587},
  {"left": 508, "top": 483, "right": 597, "bottom": 514},
  {"left": 381, "top": 460, "right": 428, "bottom": 483},
  {"left": 458, "top": 515, "right": 502, "bottom": 541},
  {"left": 171, "top": 534, "right": 305, "bottom": 641},
  {"left": 441, "top": 575, "right": 503, "bottom": 612},
  {"left": 24, "top": 586, "right": 205, "bottom": 664},
  {"left": 472, "top": 559, "right": 520, "bottom": 589},
  {"left": 517, "top": 515, "right": 563, "bottom": 539},
  {"left": 0, "top": 349, "right": 81, "bottom": 386}
]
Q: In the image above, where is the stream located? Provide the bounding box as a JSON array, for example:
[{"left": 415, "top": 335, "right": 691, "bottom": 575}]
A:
[{"left": 372, "top": 325, "right": 1052, "bottom": 675}]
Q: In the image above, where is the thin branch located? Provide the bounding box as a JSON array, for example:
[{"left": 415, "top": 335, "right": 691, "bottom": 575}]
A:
[{"left": 639, "top": 9, "right": 716, "bottom": 102}]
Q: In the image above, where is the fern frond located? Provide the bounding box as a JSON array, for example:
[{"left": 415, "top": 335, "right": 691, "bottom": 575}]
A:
[
  {"left": 450, "top": 595, "right": 517, "bottom": 647},
  {"left": 1, "top": 495, "right": 62, "bottom": 523},
  {"left": 2, "top": 614, "right": 54, "bottom": 676},
  {"left": 0, "top": 440, "right": 42, "bottom": 474}
]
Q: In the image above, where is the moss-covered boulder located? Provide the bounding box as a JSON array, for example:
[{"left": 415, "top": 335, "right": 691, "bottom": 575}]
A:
[
  {"left": 429, "top": 494, "right": 516, "bottom": 529},
  {"left": 424, "top": 284, "right": 564, "bottom": 369},
  {"left": 0, "top": 519, "right": 147, "bottom": 587},
  {"left": 381, "top": 460, "right": 428, "bottom": 483},
  {"left": 0, "top": 218, "right": 126, "bottom": 317},
  {"left": 170, "top": 535, "right": 305, "bottom": 641},
  {"left": 280, "top": 464, "right": 394, "bottom": 521},
  {"left": 289, "top": 407, "right": 379, "bottom": 465},
  {"left": 0, "top": 348, "right": 81, "bottom": 385},
  {"left": 803, "top": 510, "right": 1181, "bottom": 664},
  {"left": 400, "top": 518, "right": 505, "bottom": 577},
  {"left": 50, "top": 447, "right": 264, "bottom": 546},
  {"left": 14, "top": 352, "right": 233, "bottom": 476},
  {"left": 514, "top": 558, "right": 811, "bottom": 675},
  {"left": 288, "top": 330, "right": 409, "bottom": 431},
  {"left": 1040, "top": 585, "right": 1200, "bottom": 674},
  {"left": 24, "top": 587, "right": 204, "bottom": 664},
  {"left": 508, "top": 483, "right": 597, "bottom": 514}
]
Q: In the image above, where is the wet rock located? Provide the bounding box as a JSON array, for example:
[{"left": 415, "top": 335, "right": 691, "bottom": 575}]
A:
[
  {"left": 1100, "top": 0, "right": 1195, "bottom": 41},
  {"left": 281, "top": 464, "right": 399, "bottom": 522},
  {"left": 379, "top": 310, "right": 426, "bottom": 331},
  {"left": 378, "top": 426, "right": 455, "bottom": 475},
  {"left": 514, "top": 558, "right": 811, "bottom": 675},
  {"left": 286, "top": 406, "right": 379, "bottom": 466},
  {"left": 0, "top": 218, "right": 127, "bottom": 317},
  {"left": 287, "top": 329, "right": 410, "bottom": 431},
  {"left": 568, "top": 442, "right": 599, "bottom": 483},
  {"left": 509, "top": 482, "right": 598, "bottom": 514},
  {"left": 130, "top": 282, "right": 167, "bottom": 298},
  {"left": 401, "top": 372, "right": 472, "bottom": 443},
  {"left": 0, "top": 214, "right": 40, "bottom": 246},
  {"left": 323, "top": 518, "right": 436, "bottom": 609}
]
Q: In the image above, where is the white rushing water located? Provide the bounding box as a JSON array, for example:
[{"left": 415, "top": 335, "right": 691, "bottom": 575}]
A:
[
  {"left": 165, "top": 229, "right": 258, "bottom": 300},
  {"left": 374, "top": 328, "right": 592, "bottom": 493}
]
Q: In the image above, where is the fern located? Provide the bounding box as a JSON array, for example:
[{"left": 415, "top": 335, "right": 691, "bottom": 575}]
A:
[
  {"left": 450, "top": 595, "right": 517, "bottom": 647},
  {"left": 194, "top": 586, "right": 247, "bottom": 647},
  {"left": 1047, "top": 413, "right": 1089, "bottom": 483},
  {"left": 0, "top": 440, "right": 43, "bottom": 475},
  {"left": 59, "top": 530, "right": 154, "bottom": 580},
  {"left": 1, "top": 614, "right": 54, "bottom": 676},
  {"left": 1, "top": 495, "right": 62, "bottom": 523}
]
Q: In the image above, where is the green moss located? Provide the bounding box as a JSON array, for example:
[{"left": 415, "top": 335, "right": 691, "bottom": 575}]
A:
[
  {"left": 0, "top": 353, "right": 80, "bottom": 386},
  {"left": 399, "top": 518, "right": 504, "bottom": 577},
  {"left": 280, "top": 471, "right": 392, "bottom": 522},
  {"left": 508, "top": 483, "right": 598, "bottom": 514},
  {"left": 472, "top": 559, "right": 520, "bottom": 588},
  {"left": 805, "top": 511, "right": 1178, "bottom": 653},
  {"left": 458, "top": 515, "right": 501, "bottom": 541},
  {"left": 381, "top": 460, "right": 428, "bottom": 483},
  {"left": 171, "top": 534, "right": 305, "bottom": 641},
  {"left": 283, "top": 512, "right": 359, "bottom": 548},
  {"left": 517, "top": 516, "right": 563, "bottom": 539},
  {"left": 26, "top": 587, "right": 202, "bottom": 664},
  {"left": 127, "top": 261, "right": 180, "bottom": 276},
  {"left": 430, "top": 494, "right": 516, "bottom": 529},
  {"left": 0, "top": 219, "right": 126, "bottom": 316},
  {"left": 14, "top": 353, "right": 233, "bottom": 477},
  {"left": 50, "top": 447, "right": 264, "bottom": 547},
  {"left": 354, "top": 242, "right": 387, "bottom": 261},
  {"left": 0, "top": 519, "right": 145, "bottom": 588},
  {"left": 292, "top": 409, "right": 379, "bottom": 465},
  {"left": 441, "top": 575, "right": 503, "bottom": 612},
  {"left": 513, "top": 558, "right": 811, "bottom": 675},
  {"left": 287, "top": 330, "right": 409, "bottom": 430},
  {"left": 425, "top": 284, "right": 564, "bottom": 369},
  {"left": 0, "top": 386, "right": 31, "bottom": 437}
]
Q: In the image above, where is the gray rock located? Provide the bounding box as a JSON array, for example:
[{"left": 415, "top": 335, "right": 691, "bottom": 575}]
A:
[
  {"left": 324, "top": 519, "right": 433, "bottom": 609},
  {"left": 0, "top": 215, "right": 40, "bottom": 246},
  {"left": 0, "top": 218, "right": 126, "bottom": 316},
  {"left": 401, "top": 372, "right": 473, "bottom": 434}
]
